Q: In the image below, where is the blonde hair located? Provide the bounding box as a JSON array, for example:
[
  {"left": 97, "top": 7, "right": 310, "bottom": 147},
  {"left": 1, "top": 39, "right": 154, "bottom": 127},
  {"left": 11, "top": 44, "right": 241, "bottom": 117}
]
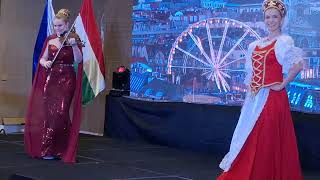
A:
[{"left": 55, "top": 9, "right": 71, "bottom": 22}]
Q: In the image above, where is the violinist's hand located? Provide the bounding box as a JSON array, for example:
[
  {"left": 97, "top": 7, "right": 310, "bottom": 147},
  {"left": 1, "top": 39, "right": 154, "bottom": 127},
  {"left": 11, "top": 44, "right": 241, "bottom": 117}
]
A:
[
  {"left": 68, "top": 38, "right": 77, "bottom": 47},
  {"left": 270, "top": 82, "right": 285, "bottom": 91},
  {"left": 40, "top": 59, "right": 53, "bottom": 69}
]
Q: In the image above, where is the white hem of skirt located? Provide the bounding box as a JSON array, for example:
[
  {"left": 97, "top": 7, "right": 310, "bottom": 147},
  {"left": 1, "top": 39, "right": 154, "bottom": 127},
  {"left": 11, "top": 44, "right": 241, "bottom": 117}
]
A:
[{"left": 219, "top": 88, "right": 270, "bottom": 172}]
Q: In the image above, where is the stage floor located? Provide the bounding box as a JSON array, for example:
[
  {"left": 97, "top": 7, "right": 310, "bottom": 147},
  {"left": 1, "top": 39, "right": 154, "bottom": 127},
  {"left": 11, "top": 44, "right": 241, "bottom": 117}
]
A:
[{"left": 0, "top": 134, "right": 319, "bottom": 180}]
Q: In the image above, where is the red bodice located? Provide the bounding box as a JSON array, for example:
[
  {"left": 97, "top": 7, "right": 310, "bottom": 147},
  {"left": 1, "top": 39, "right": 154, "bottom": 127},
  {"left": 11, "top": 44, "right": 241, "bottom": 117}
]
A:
[{"left": 250, "top": 40, "right": 283, "bottom": 94}]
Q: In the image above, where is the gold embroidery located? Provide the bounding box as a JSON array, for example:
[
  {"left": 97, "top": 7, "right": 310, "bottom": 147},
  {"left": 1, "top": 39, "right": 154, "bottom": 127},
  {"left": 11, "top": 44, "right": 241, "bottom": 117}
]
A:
[{"left": 250, "top": 46, "right": 275, "bottom": 95}]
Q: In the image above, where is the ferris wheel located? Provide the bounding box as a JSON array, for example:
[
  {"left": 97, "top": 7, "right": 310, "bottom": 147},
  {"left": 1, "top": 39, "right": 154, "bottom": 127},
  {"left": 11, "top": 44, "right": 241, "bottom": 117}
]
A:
[{"left": 167, "top": 18, "right": 261, "bottom": 92}]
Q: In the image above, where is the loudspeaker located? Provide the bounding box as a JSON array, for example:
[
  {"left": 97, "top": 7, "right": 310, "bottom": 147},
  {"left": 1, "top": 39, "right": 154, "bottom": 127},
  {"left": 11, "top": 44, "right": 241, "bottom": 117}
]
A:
[
  {"left": 109, "top": 89, "right": 130, "bottom": 97},
  {"left": 9, "top": 174, "right": 37, "bottom": 180},
  {"left": 112, "top": 68, "right": 130, "bottom": 91}
]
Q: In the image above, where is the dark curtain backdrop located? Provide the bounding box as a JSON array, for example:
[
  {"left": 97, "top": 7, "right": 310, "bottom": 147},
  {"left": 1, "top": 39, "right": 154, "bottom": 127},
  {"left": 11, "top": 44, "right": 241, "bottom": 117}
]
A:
[{"left": 105, "top": 95, "right": 320, "bottom": 170}]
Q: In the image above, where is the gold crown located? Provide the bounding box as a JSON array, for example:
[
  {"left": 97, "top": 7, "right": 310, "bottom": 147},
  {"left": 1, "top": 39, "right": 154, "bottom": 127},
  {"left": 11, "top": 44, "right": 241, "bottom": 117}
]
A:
[
  {"left": 262, "top": 0, "right": 286, "bottom": 17},
  {"left": 56, "top": 9, "right": 70, "bottom": 19}
]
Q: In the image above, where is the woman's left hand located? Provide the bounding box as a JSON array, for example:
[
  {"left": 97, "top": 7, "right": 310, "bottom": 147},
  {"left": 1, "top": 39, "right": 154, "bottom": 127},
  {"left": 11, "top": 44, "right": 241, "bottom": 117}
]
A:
[
  {"left": 270, "top": 82, "right": 285, "bottom": 91},
  {"left": 68, "top": 38, "right": 77, "bottom": 47}
]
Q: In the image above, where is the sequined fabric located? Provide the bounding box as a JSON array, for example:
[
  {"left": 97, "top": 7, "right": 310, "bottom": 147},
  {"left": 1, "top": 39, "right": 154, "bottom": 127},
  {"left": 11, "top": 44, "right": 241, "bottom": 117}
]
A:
[
  {"left": 41, "top": 44, "right": 76, "bottom": 158},
  {"left": 25, "top": 34, "right": 83, "bottom": 163}
]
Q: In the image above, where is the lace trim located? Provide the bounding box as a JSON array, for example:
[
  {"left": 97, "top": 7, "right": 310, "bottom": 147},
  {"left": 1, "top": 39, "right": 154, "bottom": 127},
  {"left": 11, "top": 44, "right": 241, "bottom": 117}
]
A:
[
  {"left": 256, "top": 39, "right": 277, "bottom": 49},
  {"left": 282, "top": 47, "right": 304, "bottom": 74}
]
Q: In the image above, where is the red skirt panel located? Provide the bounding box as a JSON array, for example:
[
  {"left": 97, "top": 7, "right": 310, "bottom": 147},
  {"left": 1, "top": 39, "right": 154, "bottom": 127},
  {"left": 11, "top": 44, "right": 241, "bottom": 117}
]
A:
[{"left": 218, "top": 89, "right": 302, "bottom": 180}]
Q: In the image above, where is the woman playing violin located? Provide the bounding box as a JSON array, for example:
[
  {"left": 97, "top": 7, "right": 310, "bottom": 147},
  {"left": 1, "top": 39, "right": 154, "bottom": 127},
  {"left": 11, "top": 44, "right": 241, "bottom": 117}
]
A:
[
  {"left": 40, "top": 9, "right": 82, "bottom": 69},
  {"left": 24, "top": 9, "right": 83, "bottom": 162}
]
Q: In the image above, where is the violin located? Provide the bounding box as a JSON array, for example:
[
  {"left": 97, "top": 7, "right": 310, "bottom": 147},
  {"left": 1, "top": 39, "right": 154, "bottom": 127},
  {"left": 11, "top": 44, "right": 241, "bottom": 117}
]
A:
[{"left": 58, "top": 28, "right": 85, "bottom": 47}]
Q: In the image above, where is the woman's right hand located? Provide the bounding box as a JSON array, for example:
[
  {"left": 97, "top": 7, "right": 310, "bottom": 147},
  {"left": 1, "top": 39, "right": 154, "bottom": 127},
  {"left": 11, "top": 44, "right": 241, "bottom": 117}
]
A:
[
  {"left": 40, "top": 59, "right": 53, "bottom": 69},
  {"left": 270, "top": 82, "right": 285, "bottom": 91}
]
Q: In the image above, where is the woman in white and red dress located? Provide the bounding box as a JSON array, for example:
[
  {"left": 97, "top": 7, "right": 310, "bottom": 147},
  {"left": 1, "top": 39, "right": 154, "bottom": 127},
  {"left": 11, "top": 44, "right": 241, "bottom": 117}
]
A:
[{"left": 218, "top": 0, "right": 304, "bottom": 179}]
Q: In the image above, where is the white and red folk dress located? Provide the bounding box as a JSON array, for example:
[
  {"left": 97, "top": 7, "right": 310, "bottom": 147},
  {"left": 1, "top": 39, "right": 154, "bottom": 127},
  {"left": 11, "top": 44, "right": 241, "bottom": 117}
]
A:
[{"left": 218, "top": 35, "right": 303, "bottom": 180}]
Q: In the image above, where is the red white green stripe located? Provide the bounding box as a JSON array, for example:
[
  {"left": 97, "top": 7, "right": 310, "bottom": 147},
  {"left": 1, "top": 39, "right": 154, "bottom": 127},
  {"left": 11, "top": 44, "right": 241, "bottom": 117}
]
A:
[{"left": 74, "top": 0, "right": 105, "bottom": 104}]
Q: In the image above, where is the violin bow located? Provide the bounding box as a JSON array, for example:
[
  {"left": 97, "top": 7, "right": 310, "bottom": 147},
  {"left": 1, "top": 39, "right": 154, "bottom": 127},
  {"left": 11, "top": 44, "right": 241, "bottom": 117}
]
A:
[{"left": 51, "top": 20, "right": 77, "bottom": 64}]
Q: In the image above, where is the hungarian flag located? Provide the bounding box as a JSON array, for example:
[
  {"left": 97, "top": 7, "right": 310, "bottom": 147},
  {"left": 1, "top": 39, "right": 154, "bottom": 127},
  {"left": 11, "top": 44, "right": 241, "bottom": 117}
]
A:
[{"left": 74, "top": 0, "right": 106, "bottom": 104}]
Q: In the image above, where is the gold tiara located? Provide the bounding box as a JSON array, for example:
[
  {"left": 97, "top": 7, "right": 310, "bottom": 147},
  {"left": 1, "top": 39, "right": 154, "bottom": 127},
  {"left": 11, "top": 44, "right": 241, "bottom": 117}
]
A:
[{"left": 262, "top": 0, "right": 286, "bottom": 17}]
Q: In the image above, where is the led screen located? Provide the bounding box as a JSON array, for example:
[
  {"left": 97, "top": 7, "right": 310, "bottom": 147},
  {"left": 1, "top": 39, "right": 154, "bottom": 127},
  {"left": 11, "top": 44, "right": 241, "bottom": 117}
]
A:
[{"left": 131, "top": 0, "right": 320, "bottom": 114}]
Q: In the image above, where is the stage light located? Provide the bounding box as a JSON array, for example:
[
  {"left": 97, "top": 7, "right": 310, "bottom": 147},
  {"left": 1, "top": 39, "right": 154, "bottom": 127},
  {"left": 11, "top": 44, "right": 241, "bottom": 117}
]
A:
[
  {"left": 110, "top": 66, "right": 130, "bottom": 97},
  {"left": 117, "top": 66, "right": 126, "bottom": 73}
]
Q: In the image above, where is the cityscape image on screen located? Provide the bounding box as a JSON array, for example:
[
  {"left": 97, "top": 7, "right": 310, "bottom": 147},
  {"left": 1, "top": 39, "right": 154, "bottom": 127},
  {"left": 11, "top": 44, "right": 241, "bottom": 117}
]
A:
[{"left": 131, "top": 0, "right": 320, "bottom": 114}]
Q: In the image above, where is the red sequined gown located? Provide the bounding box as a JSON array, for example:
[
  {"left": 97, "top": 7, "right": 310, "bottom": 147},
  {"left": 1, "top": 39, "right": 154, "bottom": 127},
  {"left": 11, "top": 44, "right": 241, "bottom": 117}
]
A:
[
  {"left": 25, "top": 34, "right": 83, "bottom": 162},
  {"left": 41, "top": 44, "right": 76, "bottom": 157},
  {"left": 218, "top": 41, "right": 302, "bottom": 180}
]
